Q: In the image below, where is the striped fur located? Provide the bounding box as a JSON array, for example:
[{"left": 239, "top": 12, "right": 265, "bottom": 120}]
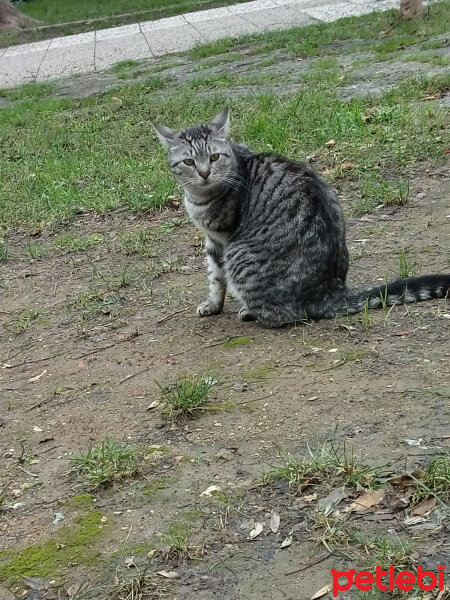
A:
[{"left": 154, "top": 109, "right": 449, "bottom": 328}]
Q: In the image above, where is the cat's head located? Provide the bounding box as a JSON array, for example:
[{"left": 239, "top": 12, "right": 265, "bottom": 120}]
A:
[{"left": 153, "top": 108, "right": 234, "bottom": 193}]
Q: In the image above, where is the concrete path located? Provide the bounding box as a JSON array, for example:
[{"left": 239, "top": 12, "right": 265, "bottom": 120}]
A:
[{"left": 0, "top": 0, "right": 400, "bottom": 89}]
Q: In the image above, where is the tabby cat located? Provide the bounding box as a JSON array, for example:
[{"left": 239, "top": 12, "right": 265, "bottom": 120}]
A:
[{"left": 154, "top": 108, "right": 449, "bottom": 328}]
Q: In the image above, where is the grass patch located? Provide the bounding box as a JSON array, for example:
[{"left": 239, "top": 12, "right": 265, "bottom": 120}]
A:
[
  {"left": 412, "top": 454, "right": 450, "bottom": 505},
  {"left": 70, "top": 289, "right": 122, "bottom": 321},
  {"left": 142, "top": 478, "right": 167, "bottom": 498},
  {"left": 54, "top": 232, "right": 104, "bottom": 253},
  {"left": 99, "top": 571, "right": 170, "bottom": 600},
  {"left": 109, "top": 59, "right": 142, "bottom": 76},
  {"left": 119, "top": 229, "right": 154, "bottom": 257},
  {"left": 0, "top": 242, "right": 8, "bottom": 262},
  {"left": 353, "top": 175, "right": 410, "bottom": 216},
  {"left": 263, "top": 443, "right": 387, "bottom": 492},
  {"left": 25, "top": 242, "right": 46, "bottom": 259},
  {"left": 398, "top": 248, "right": 420, "bottom": 277},
  {"left": 158, "top": 522, "right": 189, "bottom": 557},
  {"left": 70, "top": 438, "right": 140, "bottom": 487},
  {"left": 0, "top": 82, "right": 54, "bottom": 101},
  {"left": 159, "top": 373, "right": 216, "bottom": 419},
  {"left": 0, "top": 4, "right": 449, "bottom": 230},
  {"left": 4, "top": 309, "right": 40, "bottom": 336}
]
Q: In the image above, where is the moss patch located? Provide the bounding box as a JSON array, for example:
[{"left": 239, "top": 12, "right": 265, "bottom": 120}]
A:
[
  {"left": 244, "top": 361, "right": 276, "bottom": 381},
  {"left": 69, "top": 493, "right": 94, "bottom": 509},
  {"left": 0, "top": 511, "right": 106, "bottom": 582},
  {"left": 223, "top": 336, "right": 253, "bottom": 349},
  {"left": 142, "top": 478, "right": 167, "bottom": 498}
]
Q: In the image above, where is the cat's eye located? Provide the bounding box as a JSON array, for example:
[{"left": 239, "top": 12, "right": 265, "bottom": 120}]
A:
[
  {"left": 183, "top": 158, "right": 195, "bottom": 166},
  {"left": 210, "top": 153, "right": 220, "bottom": 162}
]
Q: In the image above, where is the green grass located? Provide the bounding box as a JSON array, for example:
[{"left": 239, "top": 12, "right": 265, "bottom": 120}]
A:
[
  {"left": 0, "top": 4, "right": 449, "bottom": 231},
  {"left": 70, "top": 438, "right": 140, "bottom": 487},
  {"left": 4, "top": 309, "right": 41, "bottom": 336},
  {"left": 159, "top": 373, "right": 216, "bottom": 419},
  {"left": 119, "top": 228, "right": 154, "bottom": 256},
  {"left": 19, "top": 0, "right": 251, "bottom": 25},
  {"left": 158, "top": 522, "right": 190, "bottom": 557},
  {"left": 263, "top": 442, "right": 387, "bottom": 492},
  {"left": 0, "top": 242, "right": 8, "bottom": 262},
  {"left": 25, "top": 243, "right": 46, "bottom": 259},
  {"left": 398, "top": 248, "right": 420, "bottom": 277},
  {"left": 190, "top": 2, "right": 450, "bottom": 60},
  {"left": 70, "top": 289, "right": 122, "bottom": 321},
  {"left": 412, "top": 454, "right": 450, "bottom": 504},
  {"left": 0, "top": 82, "right": 55, "bottom": 101},
  {"left": 54, "top": 232, "right": 104, "bottom": 253}
]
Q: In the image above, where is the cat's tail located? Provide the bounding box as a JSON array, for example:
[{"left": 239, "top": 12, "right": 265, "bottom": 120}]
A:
[{"left": 338, "top": 274, "right": 450, "bottom": 315}]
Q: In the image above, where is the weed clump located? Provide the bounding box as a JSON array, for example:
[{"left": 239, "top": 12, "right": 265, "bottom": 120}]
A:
[
  {"left": 158, "top": 374, "right": 216, "bottom": 419},
  {"left": 70, "top": 438, "right": 140, "bottom": 487}
]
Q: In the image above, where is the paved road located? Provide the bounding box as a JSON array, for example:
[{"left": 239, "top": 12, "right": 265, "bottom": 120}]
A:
[{"left": 0, "top": 0, "right": 399, "bottom": 89}]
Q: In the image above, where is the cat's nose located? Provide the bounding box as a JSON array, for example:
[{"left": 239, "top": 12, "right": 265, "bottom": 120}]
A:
[{"left": 198, "top": 170, "right": 210, "bottom": 180}]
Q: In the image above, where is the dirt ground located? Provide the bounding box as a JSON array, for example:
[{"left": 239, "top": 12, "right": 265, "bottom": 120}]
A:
[{"left": 1, "top": 155, "right": 449, "bottom": 598}]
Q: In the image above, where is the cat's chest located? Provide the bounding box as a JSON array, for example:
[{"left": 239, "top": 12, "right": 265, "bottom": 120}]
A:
[{"left": 184, "top": 196, "right": 231, "bottom": 246}]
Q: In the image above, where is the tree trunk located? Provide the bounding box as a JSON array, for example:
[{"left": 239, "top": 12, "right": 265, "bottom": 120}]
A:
[
  {"left": 399, "top": 0, "right": 424, "bottom": 19},
  {"left": 0, "top": 0, "right": 39, "bottom": 31}
]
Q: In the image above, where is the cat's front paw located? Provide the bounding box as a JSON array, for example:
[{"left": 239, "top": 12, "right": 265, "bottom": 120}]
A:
[{"left": 197, "top": 301, "right": 222, "bottom": 317}]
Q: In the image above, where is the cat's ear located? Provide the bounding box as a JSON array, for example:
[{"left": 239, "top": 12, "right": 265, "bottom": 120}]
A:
[
  {"left": 153, "top": 122, "right": 177, "bottom": 149},
  {"left": 211, "top": 107, "right": 230, "bottom": 138}
]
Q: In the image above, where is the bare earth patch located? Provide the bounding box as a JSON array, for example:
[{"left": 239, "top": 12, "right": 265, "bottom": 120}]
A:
[{"left": 0, "top": 164, "right": 449, "bottom": 598}]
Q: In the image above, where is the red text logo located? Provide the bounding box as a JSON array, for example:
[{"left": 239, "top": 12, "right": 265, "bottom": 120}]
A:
[{"left": 331, "top": 565, "right": 445, "bottom": 596}]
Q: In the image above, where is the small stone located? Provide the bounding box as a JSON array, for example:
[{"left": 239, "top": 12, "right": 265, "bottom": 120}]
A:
[{"left": 215, "top": 448, "right": 235, "bottom": 461}]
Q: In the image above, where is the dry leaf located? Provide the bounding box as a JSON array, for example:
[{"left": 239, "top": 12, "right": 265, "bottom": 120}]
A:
[
  {"left": 269, "top": 511, "right": 280, "bottom": 534},
  {"left": 412, "top": 497, "right": 436, "bottom": 517},
  {"left": 404, "top": 516, "right": 426, "bottom": 526},
  {"left": 321, "top": 162, "right": 358, "bottom": 176},
  {"left": 344, "top": 489, "right": 385, "bottom": 513},
  {"left": 249, "top": 522, "right": 264, "bottom": 539},
  {"left": 124, "top": 556, "right": 136, "bottom": 569},
  {"left": 319, "top": 487, "right": 347, "bottom": 516},
  {"left": 28, "top": 370, "right": 47, "bottom": 383},
  {"left": 311, "top": 583, "right": 333, "bottom": 599},
  {"left": 303, "top": 493, "right": 318, "bottom": 502},
  {"left": 280, "top": 533, "right": 292, "bottom": 548},
  {"left": 146, "top": 400, "right": 160, "bottom": 411},
  {"left": 157, "top": 571, "right": 179, "bottom": 579}
]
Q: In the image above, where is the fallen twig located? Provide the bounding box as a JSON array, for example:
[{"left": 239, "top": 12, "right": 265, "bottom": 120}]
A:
[
  {"left": 234, "top": 392, "right": 278, "bottom": 405},
  {"left": 119, "top": 367, "right": 152, "bottom": 385},
  {"left": 156, "top": 308, "right": 188, "bottom": 324},
  {"left": 18, "top": 465, "right": 39, "bottom": 478},
  {"left": 285, "top": 553, "right": 332, "bottom": 576},
  {"left": 75, "top": 330, "right": 139, "bottom": 359},
  {"left": 2, "top": 350, "right": 67, "bottom": 370}
]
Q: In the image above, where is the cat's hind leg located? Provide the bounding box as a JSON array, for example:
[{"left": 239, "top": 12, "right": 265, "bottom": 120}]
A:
[{"left": 238, "top": 306, "right": 256, "bottom": 322}]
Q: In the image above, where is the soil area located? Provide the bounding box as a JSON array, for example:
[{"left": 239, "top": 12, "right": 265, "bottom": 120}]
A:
[{"left": 1, "top": 163, "right": 449, "bottom": 599}]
